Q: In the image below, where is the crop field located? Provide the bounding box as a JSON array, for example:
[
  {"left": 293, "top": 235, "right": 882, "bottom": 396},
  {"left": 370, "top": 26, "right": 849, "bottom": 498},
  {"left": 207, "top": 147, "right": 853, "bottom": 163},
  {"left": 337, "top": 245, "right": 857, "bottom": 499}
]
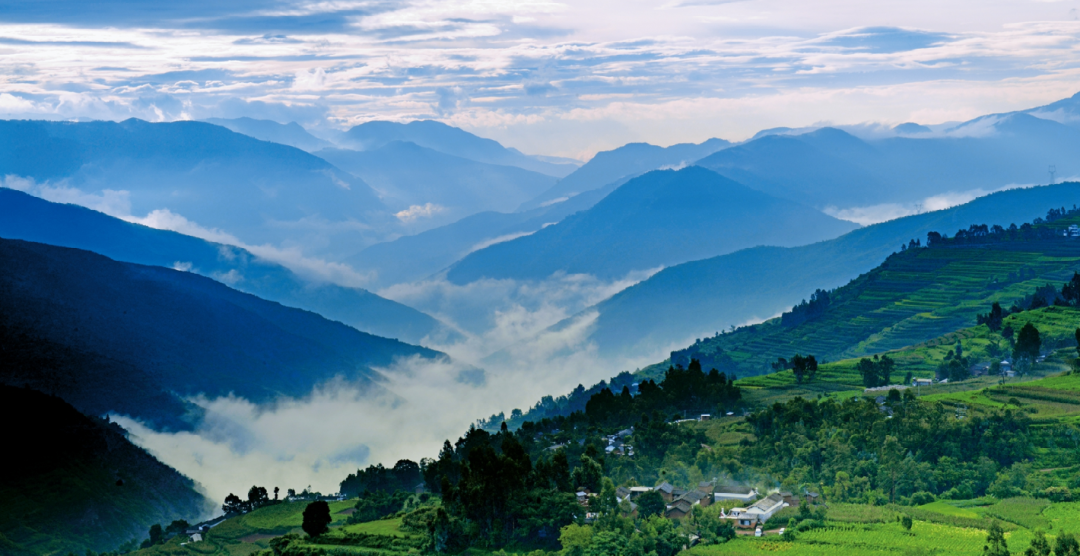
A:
[{"left": 690, "top": 520, "right": 996, "bottom": 556}]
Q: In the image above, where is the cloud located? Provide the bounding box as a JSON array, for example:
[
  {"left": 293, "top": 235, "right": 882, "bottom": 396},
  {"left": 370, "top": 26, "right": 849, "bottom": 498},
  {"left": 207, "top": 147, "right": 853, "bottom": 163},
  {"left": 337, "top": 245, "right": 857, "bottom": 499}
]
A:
[
  {"left": 394, "top": 203, "right": 446, "bottom": 222},
  {"left": 466, "top": 231, "right": 536, "bottom": 254},
  {"left": 823, "top": 187, "right": 1004, "bottom": 225},
  {"left": 113, "top": 265, "right": 668, "bottom": 508}
]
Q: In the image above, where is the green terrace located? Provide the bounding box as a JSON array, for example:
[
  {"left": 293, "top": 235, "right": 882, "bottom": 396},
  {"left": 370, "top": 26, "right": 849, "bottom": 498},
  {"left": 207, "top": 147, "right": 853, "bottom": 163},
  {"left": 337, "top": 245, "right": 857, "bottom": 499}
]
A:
[{"left": 659, "top": 230, "right": 1080, "bottom": 380}]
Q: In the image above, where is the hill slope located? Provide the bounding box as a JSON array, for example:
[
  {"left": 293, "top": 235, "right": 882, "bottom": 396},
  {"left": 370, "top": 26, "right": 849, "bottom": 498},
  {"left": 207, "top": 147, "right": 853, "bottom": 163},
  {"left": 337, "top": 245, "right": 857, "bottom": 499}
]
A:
[
  {"left": 0, "top": 238, "right": 445, "bottom": 427},
  {"left": 586, "top": 183, "right": 1080, "bottom": 360},
  {"left": 349, "top": 181, "right": 623, "bottom": 288},
  {"left": 0, "top": 189, "right": 452, "bottom": 345},
  {"left": 0, "top": 119, "right": 388, "bottom": 254},
  {"left": 202, "top": 117, "right": 334, "bottom": 152},
  {"left": 316, "top": 142, "right": 557, "bottom": 227},
  {"left": 0, "top": 386, "right": 208, "bottom": 556},
  {"left": 446, "top": 166, "right": 859, "bottom": 284},
  {"left": 519, "top": 139, "right": 730, "bottom": 210},
  {"left": 339, "top": 120, "right": 577, "bottom": 177},
  {"left": 661, "top": 211, "right": 1080, "bottom": 378}
]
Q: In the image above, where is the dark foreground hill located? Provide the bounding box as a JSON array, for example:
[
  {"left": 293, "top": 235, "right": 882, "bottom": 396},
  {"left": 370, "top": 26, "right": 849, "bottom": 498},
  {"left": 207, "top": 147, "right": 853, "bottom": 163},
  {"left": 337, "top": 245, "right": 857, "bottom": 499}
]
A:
[
  {"left": 584, "top": 183, "right": 1080, "bottom": 360},
  {"left": 0, "top": 239, "right": 445, "bottom": 428},
  {"left": 0, "top": 386, "right": 207, "bottom": 556},
  {"left": 0, "top": 189, "right": 453, "bottom": 345},
  {"left": 447, "top": 166, "right": 859, "bottom": 283}
]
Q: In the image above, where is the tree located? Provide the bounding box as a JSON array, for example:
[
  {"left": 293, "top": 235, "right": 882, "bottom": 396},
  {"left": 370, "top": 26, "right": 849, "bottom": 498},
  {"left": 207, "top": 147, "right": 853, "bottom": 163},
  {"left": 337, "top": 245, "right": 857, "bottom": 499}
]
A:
[
  {"left": 791, "top": 354, "right": 819, "bottom": 384},
  {"left": 148, "top": 524, "right": 164, "bottom": 546},
  {"left": 984, "top": 521, "right": 1009, "bottom": 556},
  {"left": 1055, "top": 533, "right": 1080, "bottom": 556},
  {"left": 1025, "top": 530, "right": 1051, "bottom": 556},
  {"left": 570, "top": 455, "right": 603, "bottom": 492},
  {"left": 302, "top": 501, "right": 332, "bottom": 538},
  {"left": 636, "top": 490, "right": 665, "bottom": 518},
  {"left": 979, "top": 302, "right": 1004, "bottom": 332},
  {"left": 223, "top": 493, "right": 245, "bottom": 515},
  {"left": 559, "top": 523, "right": 593, "bottom": 556},
  {"left": 1013, "top": 323, "right": 1042, "bottom": 363},
  {"left": 781, "top": 518, "right": 797, "bottom": 541},
  {"left": 165, "top": 520, "right": 190, "bottom": 536},
  {"left": 901, "top": 515, "right": 913, "bottom": 531},
  {"left": 1075, "top": 328, "right": 1080, "bottom": 358},
  {"left": 248, "top": 485, "right": 270, "bottom": 509},
  {"left": 274, "top": 486, "right": 280, "bottom": 500}
]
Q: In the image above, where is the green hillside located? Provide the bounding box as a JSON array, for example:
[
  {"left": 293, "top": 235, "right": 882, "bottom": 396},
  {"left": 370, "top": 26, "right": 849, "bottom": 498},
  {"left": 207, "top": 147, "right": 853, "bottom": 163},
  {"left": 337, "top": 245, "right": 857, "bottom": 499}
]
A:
[
  {"left": 660, "top": 213, "right": 1080, "bottom": 379},
  {"left": 0, "top": 386, "right": 208, "bottom": 556},
  {"left": 737, "top": 305, "right": 1080, "bottom": 405}
]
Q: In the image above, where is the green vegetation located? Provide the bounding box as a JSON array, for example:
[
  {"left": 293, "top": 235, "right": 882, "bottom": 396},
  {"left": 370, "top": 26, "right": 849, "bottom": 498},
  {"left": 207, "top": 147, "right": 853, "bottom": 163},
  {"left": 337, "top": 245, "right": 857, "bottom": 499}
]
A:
[
  {"left": 119, "top": 208, "right": 1080, "bottom": 556},
  {"left": 666, "top": 212, "right": 1080, "bottom": 379}
]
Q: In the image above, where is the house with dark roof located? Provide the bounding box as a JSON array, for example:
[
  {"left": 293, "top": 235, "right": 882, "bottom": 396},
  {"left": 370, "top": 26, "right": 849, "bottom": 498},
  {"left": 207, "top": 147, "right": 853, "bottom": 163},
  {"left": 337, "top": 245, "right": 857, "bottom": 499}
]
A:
[
  {"left": 665, "top": 499, "right": 694, "bottom": 520},
  {"left": 656, "top": 482, "right": 676, "bottom": 502}
]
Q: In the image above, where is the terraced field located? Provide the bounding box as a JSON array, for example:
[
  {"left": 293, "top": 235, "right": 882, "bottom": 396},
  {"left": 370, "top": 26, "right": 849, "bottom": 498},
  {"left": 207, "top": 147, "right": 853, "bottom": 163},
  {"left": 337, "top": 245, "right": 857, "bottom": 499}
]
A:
[
  {"left": 688, "top": 496, "right": 1080, "bottom": 556},
  {"left": 664, "top": 231, "right": 1080, "bottom": 379},
  {"left": 732, "top": 308, "right": 1077, "bottom": 409},
  {"left": 136, "top": 500, "right": 356, "bottom": 556}
]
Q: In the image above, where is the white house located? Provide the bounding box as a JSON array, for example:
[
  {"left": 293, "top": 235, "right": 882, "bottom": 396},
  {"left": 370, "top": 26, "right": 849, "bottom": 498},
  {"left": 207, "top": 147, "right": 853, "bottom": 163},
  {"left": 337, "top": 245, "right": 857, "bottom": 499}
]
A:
[
  {"left": 724, "top": 493, "right": 787, "bottom": 528},
  {"left": 714, "top": 486, "right": 758, "bottom": 503}
]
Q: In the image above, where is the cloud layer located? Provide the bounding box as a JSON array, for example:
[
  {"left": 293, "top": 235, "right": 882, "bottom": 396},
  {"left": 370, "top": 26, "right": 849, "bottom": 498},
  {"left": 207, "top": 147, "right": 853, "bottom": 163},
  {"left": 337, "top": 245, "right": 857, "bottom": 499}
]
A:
[{"left": 3, "top": 1, "right": 1080, "bottom": 156}]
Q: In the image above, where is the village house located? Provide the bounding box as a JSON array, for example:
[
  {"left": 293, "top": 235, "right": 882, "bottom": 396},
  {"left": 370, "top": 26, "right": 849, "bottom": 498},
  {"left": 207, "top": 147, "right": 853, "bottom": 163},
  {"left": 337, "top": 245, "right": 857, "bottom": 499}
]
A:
[
  {"left": 713, "top": 485, "right": 758, "bottom": 503},
  {"left": 724, "top": 493, "right": 787, "bottom": 529},
  {"left": 629, "top": 486, "right": 653, "bottom": 500},
  {"left": 675, "top": 489, "right": 712, "bottom": 508},
  {"left": 656, "top": 482, "right": 676, "bottom": 502},
  {"left": 665, "top": 499, "right": 694, "bottom": 520}
]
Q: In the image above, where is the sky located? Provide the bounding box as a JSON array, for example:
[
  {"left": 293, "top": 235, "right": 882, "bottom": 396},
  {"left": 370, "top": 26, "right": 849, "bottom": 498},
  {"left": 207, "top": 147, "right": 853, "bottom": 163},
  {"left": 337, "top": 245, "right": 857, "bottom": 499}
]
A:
[{"left": 4, "top": 0, "right": 1080, "bottom": 158}]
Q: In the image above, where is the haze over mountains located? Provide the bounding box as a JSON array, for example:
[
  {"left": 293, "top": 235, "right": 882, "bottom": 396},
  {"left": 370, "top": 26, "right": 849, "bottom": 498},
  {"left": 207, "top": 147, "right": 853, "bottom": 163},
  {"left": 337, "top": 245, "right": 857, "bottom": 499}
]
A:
[
  {"left": 336, "top": 120, "right": 579, "bottom": 178},
  {"left": 0, "top": 238, "right": 445, "bottom": 428},
  {"left": 0, "top": 189, "right": 452, "bottom": 345},
  {"left": 9, "top": 92, "right": 1080, "bottom": 532},
  {"left": 0, "top": 119, "right": 389, "bottom": 256},
  {"left": 579, "top": 183, "right": 1080, "bottom": 360},
  {"left": 316, "top": 142, "right": 557, "bottom": 229},
  {"left": 448, "top": 166, "right": 859, "bottom": 283}
]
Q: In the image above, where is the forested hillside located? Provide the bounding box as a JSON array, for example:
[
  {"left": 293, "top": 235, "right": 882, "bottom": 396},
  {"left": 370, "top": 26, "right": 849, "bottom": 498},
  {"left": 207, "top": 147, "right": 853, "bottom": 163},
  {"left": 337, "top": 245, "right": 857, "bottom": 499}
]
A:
[{"left": 0, "top": 386, "right": 208, "bottom": 556}]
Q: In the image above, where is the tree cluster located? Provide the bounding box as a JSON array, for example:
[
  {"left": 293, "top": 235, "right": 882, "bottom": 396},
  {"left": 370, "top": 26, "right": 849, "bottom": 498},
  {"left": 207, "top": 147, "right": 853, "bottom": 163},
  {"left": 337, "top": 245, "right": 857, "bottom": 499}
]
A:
[
  {"left": 340, "top": 459, "right": 423, "bottom": 498},
  {"left": 583, "top": 360, "right": 741, "bottom": 428},
  {"left": 856, "top": 354, "right": 895, "bottom": 387},
  {"left": 223, "top": 485, "right": 278, "bottom": 515},
  {"left": 743, "top": 395, "right": 1031, "bottom": 504},
  {"left": 424, "top": 424, "right": 580, "bottom": 549},
  {"left": 782, "top": 289, "right": 833, "bottom": 327}
]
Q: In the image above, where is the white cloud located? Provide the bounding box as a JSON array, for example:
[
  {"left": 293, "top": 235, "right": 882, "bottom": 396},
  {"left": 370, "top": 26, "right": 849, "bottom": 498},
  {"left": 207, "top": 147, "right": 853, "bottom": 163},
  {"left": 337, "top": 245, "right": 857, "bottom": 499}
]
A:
[
  {"left": 394, "top": 203, "right": 446, "bottom": 223},
  {"left": 823, "top": 187, "right": 1004, "bottom": 225},
  {"left": 466, "top": 231, "right": 535, "bottom": 253}
]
